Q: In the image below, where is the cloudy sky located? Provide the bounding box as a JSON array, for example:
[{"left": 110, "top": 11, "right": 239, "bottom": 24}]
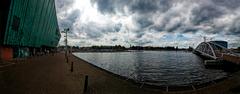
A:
[{"left": 55, "top": 0, "right": 240, "bottom": 48}]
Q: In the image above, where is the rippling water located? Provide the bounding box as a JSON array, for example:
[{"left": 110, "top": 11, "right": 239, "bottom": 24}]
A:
[{"left": 73, "top": 51, "right": 227, "bottom": 86}]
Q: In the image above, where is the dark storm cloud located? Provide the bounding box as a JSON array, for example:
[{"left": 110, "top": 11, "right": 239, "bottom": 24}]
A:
[
  {"left": 90, "top": 0, "right": 130, "bottom": 14},
  {"left": 79, "top": 24, "right": 104, "bottom": 39},
  {"left": 228, "top": 17, "right": 240, "bottom": 36},
  {"left": 181, "top": 27, "right": 199, "bottom": 33},
  {"left": 190, "top": 4, "right": 223, "bottom": 25},
  {"left": 75, "top": 22, "right": 123, "bottom": 40},
  {"left": 56, "top": 0, "right": 240, "bottom": 47},
  {"left": 129, "top": 0, "right": 173, "bottom": 14},
  {"left": 150, "top": 25, "right": 164, "bottom": 32},
  {"left": 129, "top": 0, "right": 158, "bottom": 13},
  {"left": 91, "top": 0, "right": 240, "bottom": 35},
  {"left": 227, "top": 20, "right": 240, "bottom": 36},
  {"left": 55, "top": 0, "right": 79, "bottom": 35},
  {"left": 114, "top": 23, "right": 122, "bottom": 32},
  {"left": 91, "top": 0, "right": 172, "bottom": 14},
  {"left": 92, "top": 0, "right": 115, "bottom": 14},
  {"left": 212, "top": 0, "right": 240, "bottom": 9},
  {"left": 136, "top": 18, "right": 153, "bottom": 29},
  {"left": 111, "top": 38, "right": 118, "bottom": 41},
  {"left": 58, "top": 9, "right": 80, "bottom": 30},
  {"left": 135, "top": 31, "right": 145, "bottom": 38},
  {"left": 55, "top": 0, "right": 75, "bottom": 13},
  {"left": 166, "top": 23, "right": 181, "bottom": 33}
]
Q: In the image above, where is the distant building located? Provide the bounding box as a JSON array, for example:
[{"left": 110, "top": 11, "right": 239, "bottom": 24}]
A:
[
  {"left": 0, "top": 0, "right": 60, "bottom": 60},
  {"left": 210, "top": 41, "right": 228, "bottom": 48}
]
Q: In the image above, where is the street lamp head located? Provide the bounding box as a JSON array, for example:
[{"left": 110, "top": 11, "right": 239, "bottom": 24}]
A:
[
  {"left": 61, "top": 28, "right": 70, "bottom": 33},
  {"left": 64, "top": 28, "right": 70, "bottom": 31}
]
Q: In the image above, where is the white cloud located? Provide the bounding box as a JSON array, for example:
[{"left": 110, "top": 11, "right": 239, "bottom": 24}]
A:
[{"left": 55, "top": 0, "right": 240, "bottom": 48}]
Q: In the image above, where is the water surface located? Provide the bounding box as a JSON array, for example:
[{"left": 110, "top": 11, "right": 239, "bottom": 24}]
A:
[{"left": 73, "top": 51, "right": 226, "bottom": 86}]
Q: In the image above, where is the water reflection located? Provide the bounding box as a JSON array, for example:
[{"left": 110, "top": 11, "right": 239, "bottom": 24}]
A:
[{"left": 74, "top": 51, "right": 226, "bottom": 86}]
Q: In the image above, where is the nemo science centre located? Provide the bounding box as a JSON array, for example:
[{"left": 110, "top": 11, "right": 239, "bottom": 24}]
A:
[{"left": 0, "top": 0, "right": 61, "bottom": 61}]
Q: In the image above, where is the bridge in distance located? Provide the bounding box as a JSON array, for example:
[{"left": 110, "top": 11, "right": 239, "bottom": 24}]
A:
[{"left": 194, "top": 41, "right": 240, "bottom": 64}]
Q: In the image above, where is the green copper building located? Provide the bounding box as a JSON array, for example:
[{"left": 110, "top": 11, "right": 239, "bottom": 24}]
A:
[{"left": 0, "top": 0, "right": 60, "bottom": 60}]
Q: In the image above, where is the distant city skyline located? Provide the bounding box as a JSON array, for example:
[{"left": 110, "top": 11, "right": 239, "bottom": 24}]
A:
[{"left": 55, "top": 0, "right": 240, "bottom": 48}]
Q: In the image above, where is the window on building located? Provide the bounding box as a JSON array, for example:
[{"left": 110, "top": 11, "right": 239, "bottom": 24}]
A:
[{"left": 11, "top": 15, "right": 20, "bottom": 31}]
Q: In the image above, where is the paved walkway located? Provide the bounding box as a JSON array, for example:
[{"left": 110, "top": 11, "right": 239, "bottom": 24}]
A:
[
  {"left": 0, "top": 53, "right": 240, "bottom": 94},
  {"left": 0, "top": 53, "right": 85, "bottom": 94}
]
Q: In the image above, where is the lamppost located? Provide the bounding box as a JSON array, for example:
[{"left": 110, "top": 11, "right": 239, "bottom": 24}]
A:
[{"left": 62, "top": 28, "right": 69, "bottom": 62}]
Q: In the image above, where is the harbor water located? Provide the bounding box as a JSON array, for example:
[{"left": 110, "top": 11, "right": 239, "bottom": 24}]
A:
[{"left": 73, "top": 51, "right": 227, "bottom": 86}]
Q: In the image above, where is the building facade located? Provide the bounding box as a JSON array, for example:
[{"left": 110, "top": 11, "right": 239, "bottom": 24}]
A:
[{"left": 0, "top": 0, "right": 60, "bottom": 60}]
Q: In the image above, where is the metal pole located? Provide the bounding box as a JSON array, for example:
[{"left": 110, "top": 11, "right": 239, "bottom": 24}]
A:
[
  {"left": 71, "top": 62, "right": 73, "bottom": 72},
  {"left": 84, "top": 75, "right": 88, "bottom": 93},
  {"left": 63, "top": 28, "right": 69, "bottom": 63},
  {"left": 64, "top": 30, "right": 67, "bottom": 62}
]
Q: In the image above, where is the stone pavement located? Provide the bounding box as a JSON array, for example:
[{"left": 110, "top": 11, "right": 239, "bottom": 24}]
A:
[
  {"left": 0, "top": 53, "right": 240, "bottom": 94},
  {"left": 0, "top": 53, "right": 84, "bottom": 94},
  {"left": 0, "top": 53, "right": 163, "bottom": 94}
]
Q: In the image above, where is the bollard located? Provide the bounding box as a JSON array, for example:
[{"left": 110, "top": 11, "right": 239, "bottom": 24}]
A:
[
  {"left": 166, "top": 86, "right": 168, "bottom": 92},
  {"left": 71, "top": 62, "right": 73, "bottom": 72},
  {"left": 66, "top": 57, "right": 69, "bottom": 63},
  {"left": 84, "top": 75, "right": 88, "bottom": 93},
  {"left": 140, "top": 82, "right": 144, "bottom": 88},
  {"left": 191, "top": 85, "right": 196, "bottom": 90}
]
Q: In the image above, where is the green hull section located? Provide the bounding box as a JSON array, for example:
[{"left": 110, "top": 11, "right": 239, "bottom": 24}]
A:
[{"left": 4, "top": 0, "right": 60, "bottom": 48}]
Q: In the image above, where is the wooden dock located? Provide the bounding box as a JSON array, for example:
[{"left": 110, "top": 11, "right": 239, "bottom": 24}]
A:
[{"left": 222, "top": 54, "right": 240, "bottom": 64}]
